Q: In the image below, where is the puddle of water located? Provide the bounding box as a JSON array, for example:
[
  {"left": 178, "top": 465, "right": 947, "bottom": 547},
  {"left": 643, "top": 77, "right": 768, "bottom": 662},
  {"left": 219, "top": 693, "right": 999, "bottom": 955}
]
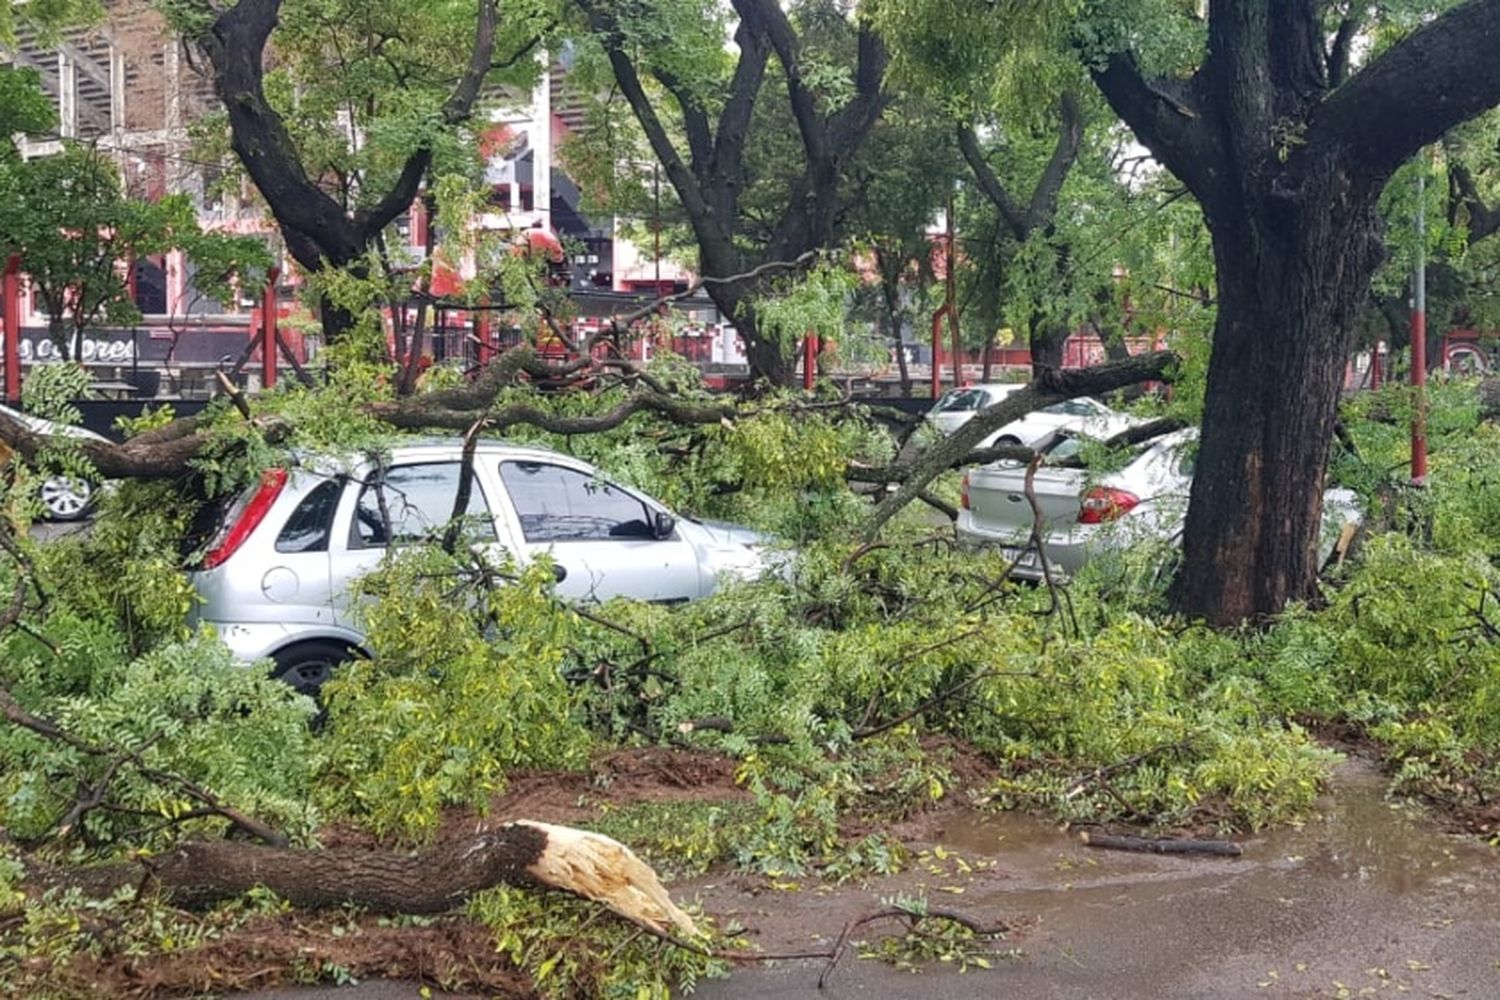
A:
[
  {"left": 928, "top": 759, "right": 1493, "bottom": 897},
  {"left": 696, "top": 758, "right": 1500, "bottom": 999}
]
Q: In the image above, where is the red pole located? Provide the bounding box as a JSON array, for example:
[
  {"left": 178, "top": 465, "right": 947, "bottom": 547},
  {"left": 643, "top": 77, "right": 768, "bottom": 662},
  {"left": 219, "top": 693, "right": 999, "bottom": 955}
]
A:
[
  {"left": 803, "top": 332, "right": 818, "bottom": 390},
  {"left": 1411, "top": 312, "right": 1427, "bottom": 484},
  {"left": 3, "top": 255, "right": 20, "bottom": 405},
  {"left": 262, "top": 265, "right": 280, "bottom": 391},
  {"left": 476, "top": 309, "right": 493, "bottom": 366},
  {"left": 949, "top": 311, "right": 963, "bottom": 387}
]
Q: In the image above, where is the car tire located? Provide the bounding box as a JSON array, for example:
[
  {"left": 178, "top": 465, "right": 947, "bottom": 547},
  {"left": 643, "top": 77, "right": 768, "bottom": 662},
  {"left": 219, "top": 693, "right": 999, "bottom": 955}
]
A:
[
  {"left": 38, "top": 475, "right": 95, "bottom": 521},
  {"left": 995, "top": 436, "right": 1023, "bottom": 448},
  {"left": 270, "top": 640, "right": 359, "bottom": 701}
]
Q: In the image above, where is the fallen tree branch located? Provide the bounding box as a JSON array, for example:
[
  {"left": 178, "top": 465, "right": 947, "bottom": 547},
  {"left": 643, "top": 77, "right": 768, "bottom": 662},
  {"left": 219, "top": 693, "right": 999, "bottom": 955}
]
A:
[
  {"left": 819, "top": 905, "right": 1012, "bottom": 988},
  {"left": 0, "top": 406, "right": 293, "bottom": 480},
  {"left": 0, "top": 681, "right": 289, "bottom": 847},
  {"left": 1077, "top": 831, "right": 1242, "bottom": 857},
  {"left": 845, "top": 442, "right": 1036, "bottom": 485},
  {"left": 440, "top": 418, "right": 488, "bottom": 555},
  {"left": 28, "top": 822, "right": 698, "bottom": 937},
  {"left": 1064, "top": 740, "right": 1194, "bottom": 800}
]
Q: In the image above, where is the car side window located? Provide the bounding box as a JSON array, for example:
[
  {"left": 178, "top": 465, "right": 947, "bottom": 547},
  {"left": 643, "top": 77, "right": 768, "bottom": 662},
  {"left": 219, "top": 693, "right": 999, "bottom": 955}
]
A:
[
  {"left": 1045, "top": 436, "right": 1085, "bottom": 465},
  {"left": 352, "top": 462, "right": 495, "bottom": 548},
  {"left": 499, "top": 461, "right": 655, "bottom": 542},
  {"left": 276, "top": 478, "right": 342, "bottom": 553}
]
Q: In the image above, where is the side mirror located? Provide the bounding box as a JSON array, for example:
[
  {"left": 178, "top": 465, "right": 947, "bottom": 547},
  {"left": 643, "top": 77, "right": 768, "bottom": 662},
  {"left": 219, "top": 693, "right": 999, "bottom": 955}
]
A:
[{"left": 652, "top": 511, "right": 676, "bottom": 540}]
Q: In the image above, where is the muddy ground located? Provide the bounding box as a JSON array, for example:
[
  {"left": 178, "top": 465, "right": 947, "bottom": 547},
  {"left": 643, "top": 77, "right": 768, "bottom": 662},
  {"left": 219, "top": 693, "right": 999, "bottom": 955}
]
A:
[{"left": 64, "top": 746, "right": 1499, "bottom": 999}]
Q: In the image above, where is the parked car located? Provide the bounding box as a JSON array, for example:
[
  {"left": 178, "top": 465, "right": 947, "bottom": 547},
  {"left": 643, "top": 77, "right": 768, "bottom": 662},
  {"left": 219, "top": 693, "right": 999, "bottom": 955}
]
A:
[
  {"left": 0, "top": 404, "right": 107, "bottom": 521},
  {"left": 187, "top": 439, "right": 781, "bottom": 696},
  {"left": 926, "top": 385, "right": 1141, "bottom": 448},
  {"left": 956, "top": 428, "right": 1361, "bottom": 581},
  {"left": 926, "top": 383, "right": 1024, "bottom": 434}
]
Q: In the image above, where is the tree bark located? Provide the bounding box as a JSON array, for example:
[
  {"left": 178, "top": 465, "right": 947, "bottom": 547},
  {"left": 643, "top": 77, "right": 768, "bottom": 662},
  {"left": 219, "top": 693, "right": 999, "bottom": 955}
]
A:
[
  {"left": 1171, "top": 157, "right": 1384, "bottom": 623},
  {"left": 29, "top": 822, "right": 697, "bottom": 936},
  {"left": 1029, "top": 319, "right": 1068, "bottom": 375},
  {"left": 578, "top": 0, "right": 886, "bottom": 384},
  {"left": 1088, "top": 0, "right": 1500, "bottom": 625},
  {"left": 703, "top": 280, "right": 787, "bottom": 385},
  {"left": 194, "top": 0, "right": 498, "bottom": 342}
]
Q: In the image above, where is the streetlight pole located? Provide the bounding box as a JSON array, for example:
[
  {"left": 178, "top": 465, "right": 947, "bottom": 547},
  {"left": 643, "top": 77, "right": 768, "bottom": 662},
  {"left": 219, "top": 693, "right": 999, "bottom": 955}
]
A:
[{"left": 1412, "top": 157, "right": 1428, "bottom": 486}]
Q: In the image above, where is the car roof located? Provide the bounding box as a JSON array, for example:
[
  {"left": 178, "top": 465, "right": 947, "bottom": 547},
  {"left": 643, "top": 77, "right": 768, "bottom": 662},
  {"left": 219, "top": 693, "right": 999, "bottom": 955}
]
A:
[
  {"left": 291, "top": 437, "right": 594, "bottom": 476},
  {"left": 0, "top": 403, "right": 109, "bottom": 442}
]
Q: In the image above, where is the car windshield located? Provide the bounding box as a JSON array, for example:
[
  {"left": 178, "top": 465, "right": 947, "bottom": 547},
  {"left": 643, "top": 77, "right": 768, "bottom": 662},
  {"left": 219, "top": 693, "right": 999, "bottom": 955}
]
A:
[
  {"left": 934, "top": 389, "right": 985, "bottom": 413},
  {"left": 1042, "top": 398, "right": 1106, "bottom": 417}
]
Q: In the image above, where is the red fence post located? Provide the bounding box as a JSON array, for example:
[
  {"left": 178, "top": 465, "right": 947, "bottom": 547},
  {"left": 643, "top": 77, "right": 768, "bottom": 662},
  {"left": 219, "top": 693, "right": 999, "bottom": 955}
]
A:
[
  {"left": 803, "top": 332, "right": 819, "bottom": 390},
  {"left": 949, "top": 310, "right": 963, "bottom": 388},
  {"left": 476, "top": 309, "right": 492, "bottom": 367},
  {"left": 3, "top": 255, "right": 21, "bottom": 405},
  {"left": 1412, "top": 313, "right": 1427, "bottom": 485},
  {"left": 262, "top": 266, "right": 280, "bottom": 390}
]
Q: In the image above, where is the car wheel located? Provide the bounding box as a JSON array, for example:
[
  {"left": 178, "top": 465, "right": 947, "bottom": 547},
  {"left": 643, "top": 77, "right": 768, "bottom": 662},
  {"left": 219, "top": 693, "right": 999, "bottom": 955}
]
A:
[
  {"left": 38, "top": 475, "right": 95, "bottom": 521},
  {"left": 995, "top": 436, "right": 1023, "bottom": 448},
  {"left": 270, "top": 640, "right": 359, "bottom": 701}
]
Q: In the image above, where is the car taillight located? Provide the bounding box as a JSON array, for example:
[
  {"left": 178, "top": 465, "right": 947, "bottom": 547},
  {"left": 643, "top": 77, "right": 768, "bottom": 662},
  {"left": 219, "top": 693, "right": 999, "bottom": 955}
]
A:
[
  {"left": 200, "top": 468, "right": 288, "bottom": 570},
  {"left": 960, "top": 472, "right": 971, "bottom": 511},
  {"left": 1079, "top": 486, "right": 1138, "bottom": 524}
]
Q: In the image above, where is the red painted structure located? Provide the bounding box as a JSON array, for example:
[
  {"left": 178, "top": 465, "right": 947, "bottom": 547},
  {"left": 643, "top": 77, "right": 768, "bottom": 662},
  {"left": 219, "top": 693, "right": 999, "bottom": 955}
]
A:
[
  {"left": 262, "top": 266, "right": 280, "bottom": 390},
  {"left": 3, "top": 255, "right": 19, "bottom": 404},
  {"left": 1412, "top": 305, "right": 1428, "bottom": 486}
]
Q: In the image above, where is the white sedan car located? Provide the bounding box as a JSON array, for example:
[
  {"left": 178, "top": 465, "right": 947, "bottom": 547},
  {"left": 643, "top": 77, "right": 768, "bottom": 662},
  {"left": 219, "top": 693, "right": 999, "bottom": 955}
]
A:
[
  {"left": 957, "top": 428, "right": 1361, "bottom": 581},
  {"left": 926, "top": 384, "right": 1141, "bottom": 448}
]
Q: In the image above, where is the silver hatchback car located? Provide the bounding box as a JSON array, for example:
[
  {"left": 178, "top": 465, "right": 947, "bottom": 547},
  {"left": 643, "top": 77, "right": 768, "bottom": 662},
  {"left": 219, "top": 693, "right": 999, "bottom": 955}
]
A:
[{"left": 188, "top": 439, "right": 777, "bottom": 695}]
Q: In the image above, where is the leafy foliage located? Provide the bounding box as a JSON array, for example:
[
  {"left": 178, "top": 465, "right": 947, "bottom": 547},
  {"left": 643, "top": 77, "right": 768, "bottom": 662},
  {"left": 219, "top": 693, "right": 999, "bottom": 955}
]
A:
[
  {"left": 0, "top": 144, "right": 271, "bottom": 359},
  {"left": 319, "top": 551, "right": 592, "bottom": 841},
  {"left": 469, "top": 885, "right": 728, "bottom": 999}
]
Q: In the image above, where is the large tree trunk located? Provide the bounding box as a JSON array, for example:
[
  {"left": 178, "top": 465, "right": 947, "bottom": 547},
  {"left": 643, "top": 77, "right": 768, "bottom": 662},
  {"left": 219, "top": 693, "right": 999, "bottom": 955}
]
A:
[
  {"left": 1029, "top": 320, "right": 1068, "bottom": 375},
  {"left": 707, "top": 284, "right": 787, "bottom": 385},
  {"left": 1173, "top": 162, "right": 1384, "bottom": 624},
  {"left": 890, "top": 311, "right": 913, "bottom": 396},
  {"left": 32, "top": 822, "right": 697, "bottom": 937},
  {"left": 1088, "top": 0, "right": 1500, "bottom": 625}
]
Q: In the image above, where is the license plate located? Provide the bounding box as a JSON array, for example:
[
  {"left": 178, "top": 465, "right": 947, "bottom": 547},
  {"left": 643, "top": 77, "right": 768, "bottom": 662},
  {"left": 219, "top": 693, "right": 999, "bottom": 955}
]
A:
[{"left": 1001, "top": 547, "right": 1038, "bottom": 568}]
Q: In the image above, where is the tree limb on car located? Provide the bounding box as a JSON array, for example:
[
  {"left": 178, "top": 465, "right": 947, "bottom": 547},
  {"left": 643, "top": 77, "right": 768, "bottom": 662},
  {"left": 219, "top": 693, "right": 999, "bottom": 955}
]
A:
[{"left": 861, "top": 351, "right": 1179, "bottom": 540}]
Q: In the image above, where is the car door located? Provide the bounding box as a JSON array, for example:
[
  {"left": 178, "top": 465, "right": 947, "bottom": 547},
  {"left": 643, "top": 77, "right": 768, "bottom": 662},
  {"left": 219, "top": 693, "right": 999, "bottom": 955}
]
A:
[
  {"left": 494, "top": 459, "right": 702, "bottom": 603},
  {"left": 328, "top": 459, "right": 499, "bottom": 627}
]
